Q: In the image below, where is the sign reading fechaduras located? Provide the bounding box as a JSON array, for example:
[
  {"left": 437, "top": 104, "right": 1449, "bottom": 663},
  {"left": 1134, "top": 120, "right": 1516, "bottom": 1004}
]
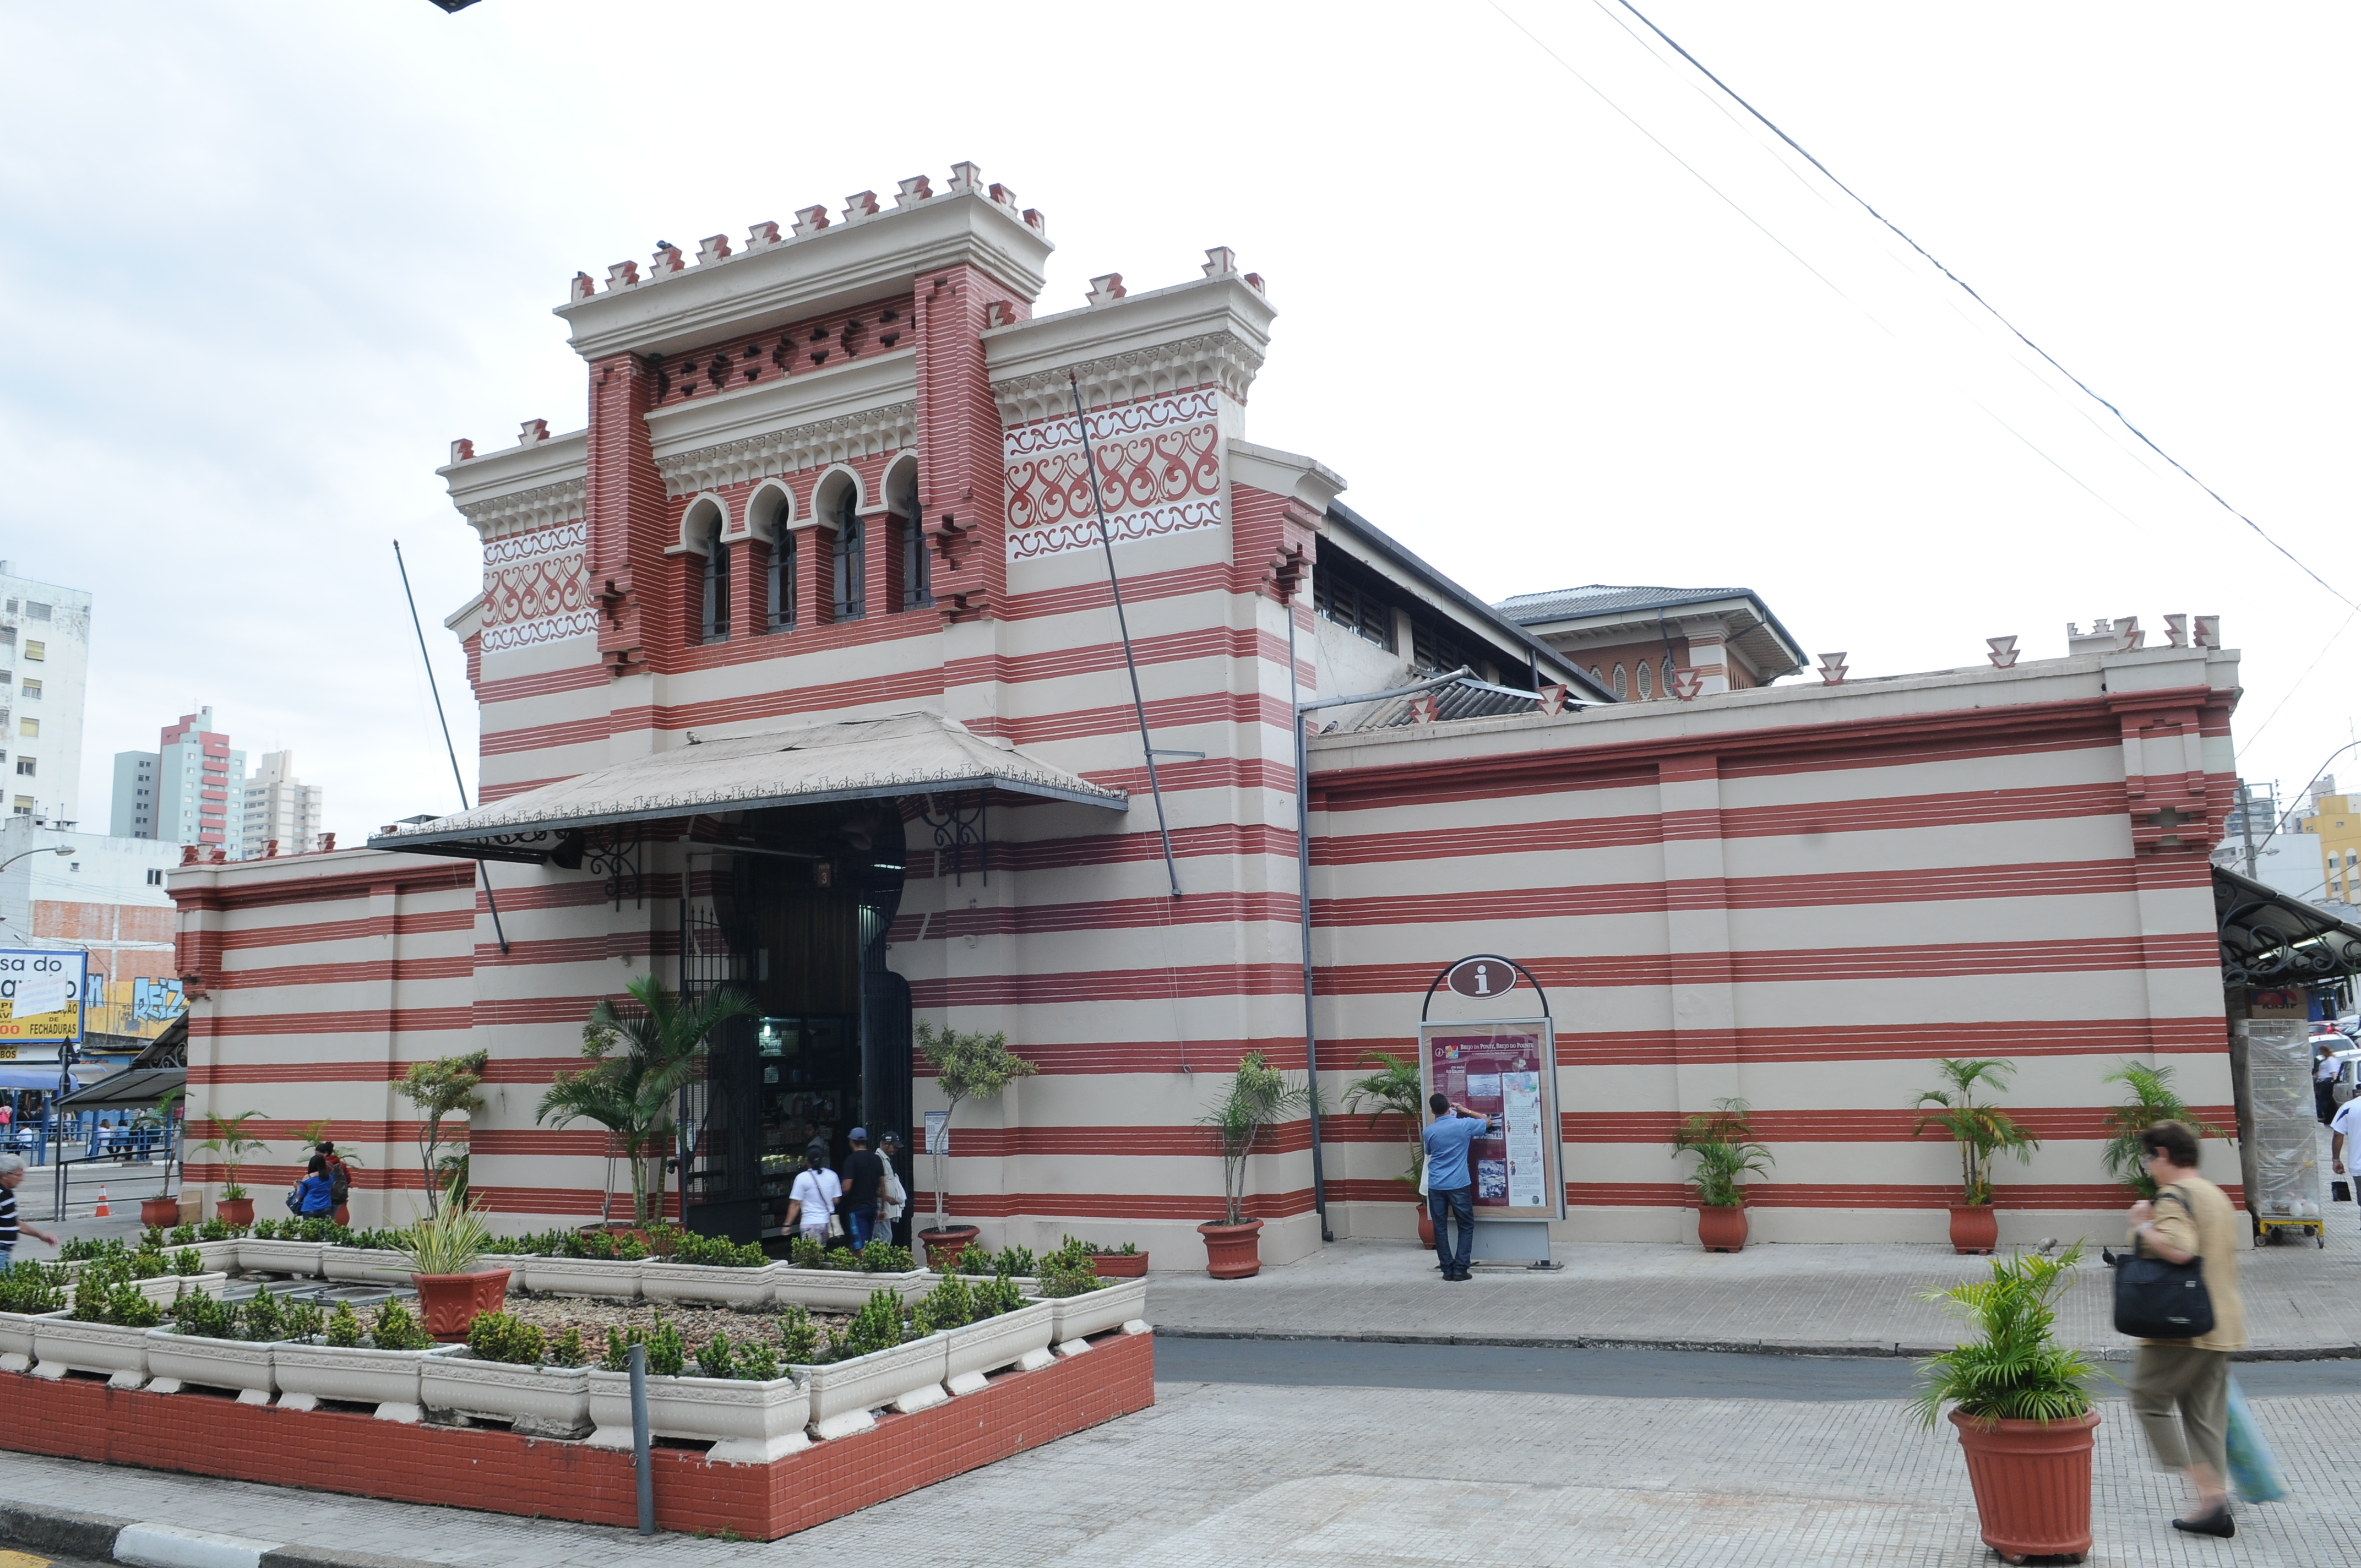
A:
[
  {"left": 1419, "top": 1018, "right": 1563, "bottom": 1219},
  {"left": 0, "top": 949, "right": 88, "bottom": 1043}
]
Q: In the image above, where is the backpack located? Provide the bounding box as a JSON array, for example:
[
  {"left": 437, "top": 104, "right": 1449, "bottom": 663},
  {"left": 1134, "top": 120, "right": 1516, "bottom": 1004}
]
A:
[{"left": 325, "top": 1157, "right": 350, "bottom": 1205}]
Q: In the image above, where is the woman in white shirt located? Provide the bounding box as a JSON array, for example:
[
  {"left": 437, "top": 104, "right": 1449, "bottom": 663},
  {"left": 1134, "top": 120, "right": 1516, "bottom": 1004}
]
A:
[{"left": 785, "top": 1149, "right": 842, "bottom": 1244}]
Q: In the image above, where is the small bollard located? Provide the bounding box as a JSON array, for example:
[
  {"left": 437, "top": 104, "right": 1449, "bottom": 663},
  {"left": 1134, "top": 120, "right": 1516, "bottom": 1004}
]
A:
[{"left": 629, "top": 1342, "right": 655, "bottom": 1535}]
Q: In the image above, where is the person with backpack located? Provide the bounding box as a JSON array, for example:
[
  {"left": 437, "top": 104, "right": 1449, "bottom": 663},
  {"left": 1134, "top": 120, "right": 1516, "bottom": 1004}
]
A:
[
  {"left": 315, "top": 1141, "right": 352, "bottom": 1225},
  {"left": 288, "top": 1155, "right": 336, "bottom": 1219},
  {"left": 2124, "top": 1120, "right": 2245, "bottom": 1538}
]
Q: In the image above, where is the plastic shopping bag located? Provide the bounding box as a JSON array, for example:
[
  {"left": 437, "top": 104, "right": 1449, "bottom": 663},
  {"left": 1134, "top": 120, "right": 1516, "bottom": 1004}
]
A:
[{"left": 2224, "top": 1377, "right": 2288, "bottom": 1504}]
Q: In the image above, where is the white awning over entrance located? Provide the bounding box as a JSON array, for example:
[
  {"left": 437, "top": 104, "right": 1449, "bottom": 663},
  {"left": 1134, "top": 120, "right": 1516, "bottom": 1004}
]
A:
[{"left": 368, "top": 710, "right": 1127, "bottom": 856}]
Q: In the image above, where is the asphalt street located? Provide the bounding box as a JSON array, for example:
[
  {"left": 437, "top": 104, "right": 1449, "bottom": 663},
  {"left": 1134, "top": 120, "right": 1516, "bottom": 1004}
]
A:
[{"left": 1150, "top": 1332, "right": 2361, "bottom": 1399}]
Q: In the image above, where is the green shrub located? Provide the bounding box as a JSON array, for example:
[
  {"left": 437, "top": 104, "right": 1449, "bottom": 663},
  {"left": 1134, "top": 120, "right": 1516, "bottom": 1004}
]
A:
[
  {"left": 242, "top": 1289, "right": 285, "bottom": 1342},
  {"left": 468, "top": 1310, "right": 547, "bottom": 1365},
  {"left": 168, "top": 1223, "right": 199, "bottom": 1245},
  {"left": 821, "top": 1246, "right": 860, "bottom": 1273},
  {"left": 103, "top": 1283, "right": 161, "bottom": 1329},
  {"left": 953, "top": 1243, "right": 992, "bottom": 1274},
  {"left": 284, "top": 1300, "right": 324, "bottom": 1342},
  {"left": 250, "top": 1218, "right": 282, "bottom": 1240},
  {"left": 323, "top": 1300, "right": 364, "bottom": 1348},
  {"left": 828, "top": 1288, "right": 906, "bottom": 1362},
  {"left": 670, "top": 1231, "right": 765, "bottom": 1268},
  {"left": 736, "top": 1338, "right": 779, "bottom": 1382},
  {"left": 646, "top": 1314, "right": 686, "bottom": 1378},
  {"left": 775, "top": 1303, "right": 821, "bottom": 1364},
  {"left": 171, "top": 1291, "right": 238, "bottom": 1340},
  {"left": 197, "top": 1217, "right": 245, "bottom": 1242},
  {"left": 1036, "top": 1235, "right": 1104, "bottom": 1298},
  {"left": 370, "top": 1299, "right": 433, "bottom": 1352},
  {"left": 0, "top": 1260, "right": 68, "bottom": 1314},
  {"left": 599, "top": 1325, "right": 638, "bottom": 1373},
  {"left": 549, "top": 1325, "right": 587, "bottom": 1368},
  {"left": 172, "top": 1247, "right": 204, "bottom": 1276},
  {"left": 972, "top": 1273, "right": 1025, "bottom": 1319},
  {"left": 788, "top": 1235, "right": 824, "bottom": 1269},
  {"left": 987, "top": 1244, "right": 1036, "bottom": 1277},
  {"left": 695, "top": 1332, "right": 735, "bottom": 1379},
  {"left": 914, "top": 1272, "right": 975, "bottom": 1333},
  {"left": 140, "top": 1225, "right": 168, "bottom": 1250},
  {"left": 860, "top": 1242, "right": 915, "bottom": 1273},
  {"left": 59, "top": 1236, "right": 124, "bottom": 1263}
]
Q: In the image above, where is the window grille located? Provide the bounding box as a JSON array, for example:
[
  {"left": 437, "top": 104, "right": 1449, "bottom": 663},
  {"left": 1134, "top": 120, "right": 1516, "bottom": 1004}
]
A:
[
  {"left": 700, "top": 519, "right": 730, "bottom": 643},
  {"left": 1636, "top": 660, "right": 1653, "bottom": 699},
  {"left": 769, "top": 530, "right": 796, "bottom": 630},
  {"left": 901, "top": 486, "right": 932, "bottom": 610},
  {"left": 1314, "top": 570, "right": 1393, "bottom": 650},
  {"left": 833, "top": 488, "right": 865, "bottom": 620},
  {"left": 1612, "top": 665, "right": 1627, "bottom": 699},
  {"left": 1411, "top": 619, "right": 1473, "bottom": 676}
]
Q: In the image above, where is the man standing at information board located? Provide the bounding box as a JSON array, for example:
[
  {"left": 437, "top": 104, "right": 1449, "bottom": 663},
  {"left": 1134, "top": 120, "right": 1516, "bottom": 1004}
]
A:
[{"left": 1424, "top": 1093, "right": 1500, "bottom": 1281}]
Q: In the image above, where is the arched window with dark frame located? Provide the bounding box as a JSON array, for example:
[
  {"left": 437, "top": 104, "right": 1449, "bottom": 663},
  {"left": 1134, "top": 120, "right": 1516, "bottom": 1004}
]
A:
[
  {"left": 766, "top": 498, "right": 795, "bottom": 631},
  {"left": 900, "top": 478, "right": 931, "bottom": 610},
  {"left": 699, "top": 513, "right": 729, "bottom": 643},
  {"left": 831, "top": 483, "right": 865, "bottom": 620}
]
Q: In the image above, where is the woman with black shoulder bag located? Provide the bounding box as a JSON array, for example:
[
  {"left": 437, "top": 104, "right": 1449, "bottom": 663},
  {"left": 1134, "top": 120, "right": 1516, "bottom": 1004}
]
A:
[{"left": 2123, "top": 1120, "right": 2245, "bottom": 1538}]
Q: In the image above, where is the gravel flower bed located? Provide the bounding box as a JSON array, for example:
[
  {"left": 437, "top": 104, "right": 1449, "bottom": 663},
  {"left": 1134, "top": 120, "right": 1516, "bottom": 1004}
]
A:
[{"left": 501, "top": 1293, "right": 850, "bottom": 1350}]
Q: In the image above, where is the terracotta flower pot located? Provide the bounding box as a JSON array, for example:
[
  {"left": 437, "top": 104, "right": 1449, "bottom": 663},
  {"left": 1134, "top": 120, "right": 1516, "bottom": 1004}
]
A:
[
  {"left": 1950, "top": 1203, "right": 1999, "bottom": 1255},
  {"left": 1089, "top": 1251, "right": 1149, "bottom": 1278},
  {"left": 919, "top": 1226, "right": 980, "bottom": 1271},
  {"left": 1697, "top": 1205, "right": 1748, "bottom": 1252},
  {"left": 1949, "top": 1409, "right": 2099, "bottom": 1563},
  {"left": 411, "top": 1268, "right": 511, "bottom": 1343},
  {"left": 1198, "top": 1218, "right": 1263, "bottom": 1278},
  {"left": 140, "top": 1196, "right": 182, "bottom": 1229},
  {"left": 1416, "top": 1200, "right": 1435, "bottom": 1249},
  {"left": 214, "top": 1196, "right": 255, "bottom": 1227}
]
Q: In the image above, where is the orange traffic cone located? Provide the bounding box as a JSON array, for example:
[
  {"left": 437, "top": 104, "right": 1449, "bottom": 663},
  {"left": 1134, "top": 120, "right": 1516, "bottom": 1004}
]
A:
[{"left": 94, "top": 1185, "right": 110, "bottom": 1218}]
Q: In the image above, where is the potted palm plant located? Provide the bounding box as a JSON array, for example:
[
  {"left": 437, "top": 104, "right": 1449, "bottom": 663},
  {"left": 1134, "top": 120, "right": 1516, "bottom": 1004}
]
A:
[
  {"left": 193, "top": 1109, "right": 266, "bottom": 1227},
  {"left": 1344, "top": 1050, "right": 1430, "bottom": 1246},
  {"left": 913, "top": 1022, "right": 1038, "bottom": 1268},
  {"left": 1670, "top": 1098, "right": 1773, "bottom": 1251},
  {"left": 537, "top": 975, "right": 755, "bottom": 1228},
  {"left": 1197, "top": 1051, "right": 1310, "bottom": 1278},
  {"left": 2099, "top": 1060, "right": 2227, "bottom": 1198},
  {"left": 400, "top": 1175, "right": 509, "bottom": 1341},
  {"left": 1911, "top": 1246, "right": 2098, "bottom": 1563},
  {"left": 1912, "top": 1058, "right": 2041, "bottom": 1255}
]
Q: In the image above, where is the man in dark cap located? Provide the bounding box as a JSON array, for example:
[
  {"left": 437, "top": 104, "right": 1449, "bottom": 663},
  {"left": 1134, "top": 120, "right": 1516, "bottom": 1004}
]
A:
[{"left": 842, "top": 1126, "right": 888, "bottom": 1253}]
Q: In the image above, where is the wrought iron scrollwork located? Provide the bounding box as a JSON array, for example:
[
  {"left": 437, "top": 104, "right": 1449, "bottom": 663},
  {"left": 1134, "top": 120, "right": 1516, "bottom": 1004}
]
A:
[
  {"left": 920, "top": 791, "right": 988, "bottom": 887},
  {"left": 584, "top": 822, "right": 644, "bottom": 910}
]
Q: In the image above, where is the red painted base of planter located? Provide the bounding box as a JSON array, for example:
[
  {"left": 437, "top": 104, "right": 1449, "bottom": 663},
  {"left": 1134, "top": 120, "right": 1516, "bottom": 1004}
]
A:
[
  {"left": 919, "top": 1226, "right": 980, "bottom": 1270},
  {"left": 1417, "top": 1204, "right": 1435, "bottom": 1249},
  {"left": 411, "top": 1268, "right": 510, "bottom": 1342},
  {"left": 1950, "top": 1409, "right": 2098, "bottom": 1562},
  {"left": 139, "top": 1197, "right": 181, "bottom": 1229},
  {"left": 0, "top": 1323, "right": 1155, "bottom": 1542},
  {"left": 214, "top": 1197, "right": 255, "bottom": 1227},
  {"left": 1697, "top": 1206, "right": 1748, "bottom": 1252},
  {"left": 1090, "top": 1252, "right": 1149, "bottom": 1278},
  {"left": 1949, "top": 1204, "right": 2000, "bottom": 1255},
  {"left": 1198, "top": 1218, "right": 1263, "bottom": 1278}
]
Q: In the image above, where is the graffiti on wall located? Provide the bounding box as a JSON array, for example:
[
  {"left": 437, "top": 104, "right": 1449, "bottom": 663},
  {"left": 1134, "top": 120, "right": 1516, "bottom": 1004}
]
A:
[{"left": 132, "top": 977, "right": 186, "bottom": 1025}]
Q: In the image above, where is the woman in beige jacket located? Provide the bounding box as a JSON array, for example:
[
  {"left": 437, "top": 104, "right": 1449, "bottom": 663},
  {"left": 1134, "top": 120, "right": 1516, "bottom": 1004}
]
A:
[{"left": 2125, "top": 1119, "right": 2244, "bottom": 1539}]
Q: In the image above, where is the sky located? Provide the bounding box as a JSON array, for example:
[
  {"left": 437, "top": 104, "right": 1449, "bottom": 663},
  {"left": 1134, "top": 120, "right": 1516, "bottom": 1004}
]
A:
[{"left": 2, "top": 2, "right": 2354, "bottom": 843}]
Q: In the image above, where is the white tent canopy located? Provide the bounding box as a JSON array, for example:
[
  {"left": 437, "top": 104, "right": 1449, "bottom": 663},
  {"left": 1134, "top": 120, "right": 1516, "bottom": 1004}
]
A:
[{"left": 369, "top": 710, "right": 1127, "bottom": 855}]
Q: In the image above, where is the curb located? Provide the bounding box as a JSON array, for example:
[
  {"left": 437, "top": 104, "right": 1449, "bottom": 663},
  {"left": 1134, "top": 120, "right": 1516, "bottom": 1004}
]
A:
[
  {"left": 0, "top": 1502, "right": 437, "bottom": 1568},
  {"left": 1148, "top": 1326, "right": 2361, "bottom": 1363}
]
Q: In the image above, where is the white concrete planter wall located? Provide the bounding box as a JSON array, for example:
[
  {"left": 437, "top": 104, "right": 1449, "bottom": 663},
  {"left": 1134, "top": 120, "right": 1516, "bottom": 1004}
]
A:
[
  {"left": 31, "top": 1317, "right": 156, "bottom": 1387},
  {"left": 421, "top": 1353, "right": 591, "bottom": 1436},
  {"left": 769, "top": 1266, "right": 929, "bottom": 1312},
  {"left": 520, "top": 1256, "right": 641, "bottom": 1299},
  {"left": 133, "top": 1272, "right": 227, "bottom": 1305},
  {"left": 188, "top": 1240, "right": 242, "bottom": 1273},
  {"left": 236, "top": 1239, "right": 324, "bottom": 1277},
  {"left": 0, "top": 1309, "right": 67, "bottom": 1371},
  {"left": 942, "top": 1301, "right": 1056, "bottom": 1395},
  {"left": 1049, "top": 1276, "right": 1149, "bottom": 1349},
  {"left": 320, "top": 1248, "right": 414, "bottom": 1286},
  {"left": 584, "top": 1369, "right": 810, "bottom": 1464},
  {"left": 638, "top": 1262, "right": 773, "bottom": 1309},
  {"left": 796, "top": 1333, "right": 950, "bottom": 1440},
  {"left": 144, "top": 1329, "right": 277, "bottom": 1402},
  {"left": 271, "top": 1341, "right": 463, "bottom": 1422}
]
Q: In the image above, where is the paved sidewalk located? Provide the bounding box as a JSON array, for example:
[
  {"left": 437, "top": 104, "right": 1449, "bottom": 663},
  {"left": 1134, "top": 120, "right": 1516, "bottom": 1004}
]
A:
[{"left": 1, "top": 1380, "right": 2351, "bottom": 1564}]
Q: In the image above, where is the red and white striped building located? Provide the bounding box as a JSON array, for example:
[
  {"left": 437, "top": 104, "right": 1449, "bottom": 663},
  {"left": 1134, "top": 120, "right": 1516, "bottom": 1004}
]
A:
[{"left": 172, "top": 170, "right": 2243, "bottom": 1262}]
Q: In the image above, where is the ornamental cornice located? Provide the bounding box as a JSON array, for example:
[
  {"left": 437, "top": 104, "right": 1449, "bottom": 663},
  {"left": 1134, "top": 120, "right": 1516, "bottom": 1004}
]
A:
[
  {"left": 655, "top": 401, "right": 917, "bottom": 496},
  {"left": 459, "top": 476, "right": 588, "bottom": 540},
  {"left": 991, "top": 330, "right": 1261, "bottom": 426}
]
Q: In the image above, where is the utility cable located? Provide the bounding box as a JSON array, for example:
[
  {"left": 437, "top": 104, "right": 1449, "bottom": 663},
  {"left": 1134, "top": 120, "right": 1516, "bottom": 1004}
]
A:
[
  {"left": 1596, "top": 0, "right": 2357, "bottom": 615},
  {"left": 393, "top": 540, "right": 510, "bottom": 956}
]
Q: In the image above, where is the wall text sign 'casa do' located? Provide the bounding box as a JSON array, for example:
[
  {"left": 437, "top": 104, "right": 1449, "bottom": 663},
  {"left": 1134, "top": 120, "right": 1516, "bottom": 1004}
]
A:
[{"left": 1446, "top": 957, "right": 1518, "bottom": 1000}]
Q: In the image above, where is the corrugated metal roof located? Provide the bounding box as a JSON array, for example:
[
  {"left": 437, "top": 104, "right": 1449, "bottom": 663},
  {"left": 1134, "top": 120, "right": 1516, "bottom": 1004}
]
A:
[{"left": 1492, "top": 584, "right": 1756, "bottom": 623}]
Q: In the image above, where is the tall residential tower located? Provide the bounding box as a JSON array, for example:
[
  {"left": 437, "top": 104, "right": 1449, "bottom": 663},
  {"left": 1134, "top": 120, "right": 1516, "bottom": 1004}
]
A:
[
  {"left": 112, "top": 707, "right": 244, "bottom": 857},
  {"left": 0, "top": 562, "right": 94, "bottom": 824}
]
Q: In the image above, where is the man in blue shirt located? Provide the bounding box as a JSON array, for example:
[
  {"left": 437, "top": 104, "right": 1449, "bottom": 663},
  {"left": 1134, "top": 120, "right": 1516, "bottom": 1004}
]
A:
[{"left": 1423, "top": 1093, "right": 1498, "bottom": 1281}]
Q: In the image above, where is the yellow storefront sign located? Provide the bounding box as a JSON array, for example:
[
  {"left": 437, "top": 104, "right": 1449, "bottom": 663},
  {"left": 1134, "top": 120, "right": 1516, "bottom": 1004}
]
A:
[{"left": 0, "top": 950, "right": 86, "bottom": 1043}]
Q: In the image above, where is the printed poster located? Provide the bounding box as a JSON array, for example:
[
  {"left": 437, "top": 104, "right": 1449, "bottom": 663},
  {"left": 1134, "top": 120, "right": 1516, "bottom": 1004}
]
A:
[{"left": 1421, "top": 1020, "right": 1560, "bottom": 1218}]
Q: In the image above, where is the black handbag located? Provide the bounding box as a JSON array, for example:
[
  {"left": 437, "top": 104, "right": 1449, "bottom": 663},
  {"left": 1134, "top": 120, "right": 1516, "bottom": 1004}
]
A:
[{"left": 2109, "top": 1186, "right": 2216, "bottom": 1340}]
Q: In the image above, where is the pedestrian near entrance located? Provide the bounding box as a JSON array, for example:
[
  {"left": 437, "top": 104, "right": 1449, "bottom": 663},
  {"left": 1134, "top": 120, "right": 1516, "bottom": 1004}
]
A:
[
  {"left": 785, "top": 1148, "right": 842, "bottom": 1245},
  {"left": 289, "top": 1155, "right": 336, "bottom": 1218},
  {"left": 316, "top": 1141, "right": 352, "bottom": 1226},
  {"left": 1423, "top": 1092, "right": 1498, "bottom": 1282},
  {"left": 841, "top": 1127, "right": 888, "bottom": 1251},
  {"left": 2318, "top": 1042, "right": 2342, "bottom": 1125},
  {"left": 2329, "top": 1094, "right": 2361, "bottom": 1221},
  {"left": 879, "top": 1130, "right": 910, "bottom": 1249},
  {"left": 0, "top": 1152, "right": 58, "bottom": 1260},
  {"left": 2124, "top": 1120, "right": 2245, "bottom": 1539}
]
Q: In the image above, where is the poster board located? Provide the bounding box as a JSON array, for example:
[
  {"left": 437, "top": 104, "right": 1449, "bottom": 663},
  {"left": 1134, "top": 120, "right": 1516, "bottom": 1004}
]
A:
[
  {"left": 1418, "top": 1016, "right": 1564, "bottom": 1221},
  {"left": 0, "top": 949, "right": 87, "bottom": 1048}
]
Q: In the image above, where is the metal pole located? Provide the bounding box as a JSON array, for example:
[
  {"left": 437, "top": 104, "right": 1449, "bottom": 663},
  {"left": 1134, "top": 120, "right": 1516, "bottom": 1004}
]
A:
[
  {"left": 1290, "top": 608, "right": 1331, "bottom": 1242},
  {"left": 2239, "top": 780, "right": 2261, "bottom": 879},
  {"left": 1066, "top": 373, "right": 1182, "bottom": 900},
  {"left": 392, "top": 540, "right": 510, "bottom": 956},
  {"left": 629, "top": 1342, "right": 655, "bottom": 1534}
]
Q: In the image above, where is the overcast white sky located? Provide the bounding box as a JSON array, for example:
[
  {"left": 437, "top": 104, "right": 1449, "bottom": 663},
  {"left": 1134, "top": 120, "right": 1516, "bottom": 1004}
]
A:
[{"left": 3, "top": 2, "right": 2353, "bottom": 842}]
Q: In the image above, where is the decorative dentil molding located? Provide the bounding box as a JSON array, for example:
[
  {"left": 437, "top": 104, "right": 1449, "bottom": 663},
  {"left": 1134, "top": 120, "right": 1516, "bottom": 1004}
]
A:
[
  {"left": 655, "top": 402, "right": 918, "bottom": 497},
  {"left": 990, "top": 330, "right": 1261, "bottom": 428},
  {"left": 458, "top": 476, "right": 587, "bottom": 541}
]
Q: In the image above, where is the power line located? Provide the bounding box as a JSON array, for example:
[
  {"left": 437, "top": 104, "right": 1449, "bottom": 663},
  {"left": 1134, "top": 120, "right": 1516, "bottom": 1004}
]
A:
[{"left": 1601, "top": 0, "right": 2356, "bottom": 615}]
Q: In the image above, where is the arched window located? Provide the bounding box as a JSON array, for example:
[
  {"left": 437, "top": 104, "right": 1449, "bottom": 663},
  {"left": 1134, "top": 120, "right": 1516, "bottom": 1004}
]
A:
[
  {"left": 1635, "top": 659, "right": 1653, "bottom": 699},
  {"left": 1663, "top": 655, "right": 1677, "bottom": 695},
  {"left": 698, "top": 511, "right": 728, "bottom": 643},
  {"left": 768, "top": 518, "right": 796, "bottom": 631},
  {"left": 1590, "top": 666, "right": 1605, "bottom": 690},
  {"left": 832, "top": 484, "right": 865, "bottom": 621},
  {"left": 900, "top": 479, "right": 931, "bottom": 610},
  {"left": 1612, "top": 664, "right": 1627, "bottom": 699}
]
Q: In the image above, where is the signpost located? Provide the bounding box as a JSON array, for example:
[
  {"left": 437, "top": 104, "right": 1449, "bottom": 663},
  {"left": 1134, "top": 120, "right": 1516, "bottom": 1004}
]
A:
[{"left": 1420, "top": 954, "right": 1563, "bottom": 1267}]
